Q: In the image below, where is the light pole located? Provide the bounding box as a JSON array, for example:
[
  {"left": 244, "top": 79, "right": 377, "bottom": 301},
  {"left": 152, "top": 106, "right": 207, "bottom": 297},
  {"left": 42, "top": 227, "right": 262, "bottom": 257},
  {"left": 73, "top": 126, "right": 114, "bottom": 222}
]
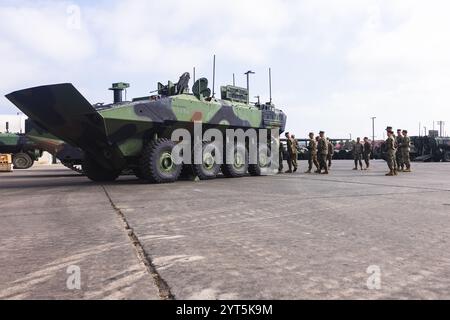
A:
[
  {"left": 371, "top": 117, "right": 376, "bottom": 140},
  {"left": 244, "top": 70, "right": 255, "bottom": 104},
  {"left": 437, "top": 121, "right": 445, "bottom": 137},
  {"left": 371, "top": 116, "right": 376, "bottom": 154}
]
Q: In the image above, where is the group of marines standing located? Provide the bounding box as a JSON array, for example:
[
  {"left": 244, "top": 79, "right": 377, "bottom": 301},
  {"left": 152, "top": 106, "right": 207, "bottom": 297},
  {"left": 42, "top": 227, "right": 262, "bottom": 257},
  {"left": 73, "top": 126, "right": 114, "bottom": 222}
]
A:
[
  {"left": 384, "top": 126, "right": 412, "bottom": 176},
  {"left": 350, "top": 137, "right": 372, "bottom": 170},
  {"left": 280, "top": 131, "right": 332, "bottom": 174},
  {"left": 279, "top": 126, "right": 412, "bottom": 176}
]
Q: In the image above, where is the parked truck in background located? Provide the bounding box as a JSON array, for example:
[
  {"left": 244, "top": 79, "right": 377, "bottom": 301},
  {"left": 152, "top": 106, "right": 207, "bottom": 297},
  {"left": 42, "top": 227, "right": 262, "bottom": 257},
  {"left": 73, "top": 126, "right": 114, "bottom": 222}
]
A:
[{"left": 0, "top": 133, "right": 43, "bottom": 169}]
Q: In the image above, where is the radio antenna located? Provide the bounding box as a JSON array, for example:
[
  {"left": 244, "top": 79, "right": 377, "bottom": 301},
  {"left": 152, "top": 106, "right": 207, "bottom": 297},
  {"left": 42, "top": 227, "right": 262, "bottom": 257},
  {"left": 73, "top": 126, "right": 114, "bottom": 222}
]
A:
[
  {"left": 233, "top": 73, "right": 235, "bottom": 86},
  {"left": 269, "top": 68, "right": 272, "bottom": 104},
  {"left": 212, "top": 55, "right": 216, "bottom": 97},
  {"left": 193, "top": 67, "right": 196, "bottom": 84},
  {"left": 244, "top": 70, "right": 255, "bottom": 104}
]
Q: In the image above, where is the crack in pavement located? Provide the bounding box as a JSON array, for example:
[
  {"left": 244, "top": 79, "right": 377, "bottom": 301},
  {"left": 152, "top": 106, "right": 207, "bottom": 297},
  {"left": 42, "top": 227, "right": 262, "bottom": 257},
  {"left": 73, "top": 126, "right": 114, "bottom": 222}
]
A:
[{"left": 101, "top": 185, "right": 174, "bottom": 300}]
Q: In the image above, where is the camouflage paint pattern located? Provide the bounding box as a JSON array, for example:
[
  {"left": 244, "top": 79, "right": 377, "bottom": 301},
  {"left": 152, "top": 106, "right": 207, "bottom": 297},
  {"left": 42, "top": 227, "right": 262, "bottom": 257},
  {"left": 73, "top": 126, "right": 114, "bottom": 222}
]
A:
[{"left": 6, "top": 78, "right": 286, "bottom": 171}]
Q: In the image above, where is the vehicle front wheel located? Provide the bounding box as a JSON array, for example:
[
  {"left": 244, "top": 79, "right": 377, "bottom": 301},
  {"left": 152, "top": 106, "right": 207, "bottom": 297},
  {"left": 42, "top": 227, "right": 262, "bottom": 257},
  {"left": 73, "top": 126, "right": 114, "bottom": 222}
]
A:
[{"left": 139, "top": 138, "right": 182, "bottom": 183}]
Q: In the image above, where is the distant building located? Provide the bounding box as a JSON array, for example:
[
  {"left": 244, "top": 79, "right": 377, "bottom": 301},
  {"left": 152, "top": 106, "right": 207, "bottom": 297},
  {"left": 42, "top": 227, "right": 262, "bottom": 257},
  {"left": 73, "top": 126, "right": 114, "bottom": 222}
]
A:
[{"left": 0, "top": 114, "right": 27, "bottom": 133}]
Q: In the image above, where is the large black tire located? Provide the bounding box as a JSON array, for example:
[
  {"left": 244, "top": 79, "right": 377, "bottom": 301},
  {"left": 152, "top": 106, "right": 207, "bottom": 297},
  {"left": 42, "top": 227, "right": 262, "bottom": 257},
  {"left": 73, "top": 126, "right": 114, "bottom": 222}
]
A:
[
  {"left": 82, "top": 155, "right": 120, "bottom": 182},
  {"left": 192, "top": 141, "right": 221, "bottom": 180},
  {"left": 221, "top": 143, "right": 248, "bottom": 178},
  {"left": 248, "top": 144, "right": 271, "bottom": 176},
  {"left": 443, "top": 151, "right": 450, "bottom": 162},
  {"left": 139, "top": 138, "right": 182, "bottom": 183},
  {"left": 13, "top": 152, "right": 34, "bottom": 169}
]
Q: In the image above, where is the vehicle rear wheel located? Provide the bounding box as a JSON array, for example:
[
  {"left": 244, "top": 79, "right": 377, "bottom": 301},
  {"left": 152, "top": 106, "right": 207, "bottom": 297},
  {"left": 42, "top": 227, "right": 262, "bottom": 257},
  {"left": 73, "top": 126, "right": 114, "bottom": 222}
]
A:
[
  {"left": 193, "top": 141, "right": 221, "bottom": 180},
  {"left": 443, "top": 151, "right": 450, "bottom": 162},
  {"left": 13, "top": 152, "right": 34, "bottom": 169},
  {"left": 139, "top": 138, "right": 182, "bottom": 183},
  {"left": 248, "top": 144, "right": 271, "bottom": 176},
  {"left": 221, "top": 143, "right": 248, "bottom": 178},
  {"left": 82, "top": 154, "right": 120, "bottom": 182}
]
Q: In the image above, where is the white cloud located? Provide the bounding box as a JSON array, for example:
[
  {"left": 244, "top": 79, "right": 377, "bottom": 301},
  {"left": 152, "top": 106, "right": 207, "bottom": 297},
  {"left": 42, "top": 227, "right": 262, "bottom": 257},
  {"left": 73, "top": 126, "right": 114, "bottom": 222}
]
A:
[
  {"left": 0, "top": 1, "right": 96, "bottom": 94},
  {"left": 84, "top": 0, "right": 292, "bottom": 73},
  {"left": 0, "top": 0, "right": 449, "bottom": 137},
  {"left": 0, "top": 3, "right": 94, "bottom": 63}
]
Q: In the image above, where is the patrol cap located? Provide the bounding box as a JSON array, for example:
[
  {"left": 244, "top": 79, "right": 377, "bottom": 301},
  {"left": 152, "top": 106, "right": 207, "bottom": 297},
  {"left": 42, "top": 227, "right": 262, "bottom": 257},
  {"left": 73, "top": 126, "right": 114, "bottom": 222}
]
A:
[
  {"left": 309, "top": 132, "right": 314, "bottom": 135},
  {"left": 319, "top": 130, "right": 325, "bottom": 134},
  {"left": 397, "top": 129, "right": 402, "bottom": 132},
  {"left": 385, "top": 126, "right": 393, "bottom": 131},
  {"left": 402, "top": 129, "right": 408, "bottom": 133},
  {"left": 285, "top": 132, "right": 289, "bottom": 136}
]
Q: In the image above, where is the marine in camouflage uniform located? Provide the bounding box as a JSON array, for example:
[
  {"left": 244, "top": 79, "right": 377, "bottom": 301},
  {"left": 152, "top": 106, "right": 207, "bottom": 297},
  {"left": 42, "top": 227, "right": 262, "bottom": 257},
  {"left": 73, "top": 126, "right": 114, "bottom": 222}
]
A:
[
  {"left": 363, "top": 137, "right": 371, "bottom": 170},
  {"left": 385, "top": 127, "right": 397, "bottom": 176},
  {"left": 352, "top": 137, "right": 363, "bottom": 170},
  {"left": 305, "top": 132, "right": 319, "bottom": 173},
  {"left": 327, "top": 139, "right": 334, "bottom": 168},
  {"left": 284, "top": 132, "right": 297, "bottom": 173},
  {"left": 317, "top": 131, "right": 329, "bottom": 174},
  {"left": 278, "top": 138, "right": 284, "bottom": 174},
  {"left": 401, "top": 129, "right": 411, "bottom": 172},
  {"left": 391, "top": 130, "right": 397, "bottom": 170},
  {"left": 396, "top": 129, "right": 404, "bottom": 171},
  {"left": 288, "top": 135, "right": 298, "bottom": 172}
]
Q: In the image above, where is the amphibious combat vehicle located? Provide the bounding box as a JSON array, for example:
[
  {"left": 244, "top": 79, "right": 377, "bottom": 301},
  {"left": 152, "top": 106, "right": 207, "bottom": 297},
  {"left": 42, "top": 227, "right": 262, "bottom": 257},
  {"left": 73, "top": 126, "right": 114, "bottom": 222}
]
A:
[{"left": 6, "top": 72, "right": 287, "bottom": 183}]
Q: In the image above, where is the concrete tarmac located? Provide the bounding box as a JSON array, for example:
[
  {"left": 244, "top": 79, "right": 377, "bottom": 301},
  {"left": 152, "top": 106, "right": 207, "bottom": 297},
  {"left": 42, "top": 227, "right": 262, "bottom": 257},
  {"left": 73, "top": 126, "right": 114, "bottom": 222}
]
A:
[{"left": 1, "top": 160, "right": 449, "bottom": 299}]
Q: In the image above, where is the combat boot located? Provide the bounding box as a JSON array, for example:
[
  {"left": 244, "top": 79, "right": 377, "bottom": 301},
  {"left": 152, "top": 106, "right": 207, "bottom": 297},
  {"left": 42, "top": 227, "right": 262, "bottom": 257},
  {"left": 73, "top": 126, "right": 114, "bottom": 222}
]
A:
[
  {"left": 394, "top": 169, "right": 398, "bottom": 176},
  {"left": 293, "top": 167, "right": 297, "bottom": 172},
  {"left": 314, "top": 169, "right": 321, "bottom": 173},
  {"left": 404, "top": 167, "right": 411, "bottom": 172},
  {"left": 285, "top": 170, "right": 292, "bottom": 173},
  {"left": 385, "top": 170, "right": 394, "bottom": 176},
  {"left": 322, "top": 170, "right": 329, "bottom": 174},
  {"left": 304, "top": 169, "right": 311, "bottom": 173}
]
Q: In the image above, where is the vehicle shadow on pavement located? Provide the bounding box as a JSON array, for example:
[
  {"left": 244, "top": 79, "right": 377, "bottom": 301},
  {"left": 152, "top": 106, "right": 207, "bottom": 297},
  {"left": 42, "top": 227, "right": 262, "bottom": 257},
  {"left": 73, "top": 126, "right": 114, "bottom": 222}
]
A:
[{"left": 2, "top": 173, "right": 83, "bottom": 179}]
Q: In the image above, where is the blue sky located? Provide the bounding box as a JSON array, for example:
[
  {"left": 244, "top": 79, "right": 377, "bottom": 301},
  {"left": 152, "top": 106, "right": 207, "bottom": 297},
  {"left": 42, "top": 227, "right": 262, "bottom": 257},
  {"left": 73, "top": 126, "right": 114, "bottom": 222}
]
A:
[{"left": 1, "top": 0, "right": 449, "bottom": 138}]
